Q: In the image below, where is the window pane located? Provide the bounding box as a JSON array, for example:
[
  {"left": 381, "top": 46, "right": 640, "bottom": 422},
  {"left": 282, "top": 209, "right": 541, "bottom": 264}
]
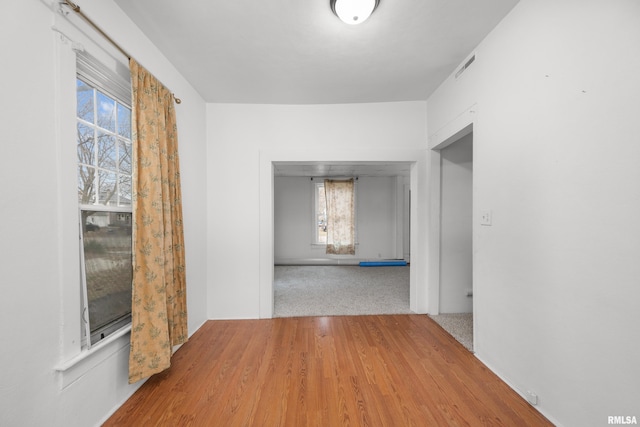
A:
[
  {"left": 118, "top": 174, "right": 132, "bottom": 207},
  {"left": 78, "top": 165, "right": 96, "bottom": 204},
  {"left": 82, "top": 211, "right": 132, "bottom": 337},
  {"left": 317, "top": 184, "right": 327, "bottom": 243},
  {"left": 76, "top": 79, "right": 94, "bottom": 123},
  {"left": 77, "top": 123, "right": 94, "bottom": 165},
  {"left": 118, "top": 139, "right": 132, "bottom": 174},
  {"left": 77, "top": 58, "right": 133, "bottom": 347},
  {"left": 117, "top": 104, "right": 131, "bottom": 139},
  {"left": 97, "top": 132, "right": 116, "bottom": 171},
  {"left": 96, "top": 91, "right": 116, "bottom": 132},
  {"left": 98, "top": 170, "right": 117, "bottom": 206}
]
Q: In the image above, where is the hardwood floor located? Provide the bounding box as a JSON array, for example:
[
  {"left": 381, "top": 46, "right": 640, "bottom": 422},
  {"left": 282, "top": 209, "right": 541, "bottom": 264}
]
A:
[{"left": 104, "top": 315, "right": 552, "bottom": 426}]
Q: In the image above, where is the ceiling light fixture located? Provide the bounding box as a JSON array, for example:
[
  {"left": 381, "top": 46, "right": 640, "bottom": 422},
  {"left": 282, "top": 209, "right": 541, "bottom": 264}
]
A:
[{"left": 330, "top": 0, "right": 380, "bottom": 25}]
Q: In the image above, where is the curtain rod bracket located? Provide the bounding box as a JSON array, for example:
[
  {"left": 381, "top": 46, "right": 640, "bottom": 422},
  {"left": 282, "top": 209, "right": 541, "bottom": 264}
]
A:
[
  {"left": 60, "top": 0, "right": 182, "bottom": 105},
  {"left": 62, "top": 0, "right": 80, "bottom": 12}
]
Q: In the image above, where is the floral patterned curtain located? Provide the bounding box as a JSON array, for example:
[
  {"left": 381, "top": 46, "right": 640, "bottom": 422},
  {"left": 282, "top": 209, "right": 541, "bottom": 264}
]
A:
[
  {"left": 325, "top": 179, "right": 356, "bottom": 255},
  {"left": 128, "top": 59, "right": 188, "bottom": 384}
]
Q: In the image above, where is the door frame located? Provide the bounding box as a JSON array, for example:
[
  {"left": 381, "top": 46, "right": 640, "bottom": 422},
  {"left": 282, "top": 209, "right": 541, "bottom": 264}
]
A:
[
  {"left": 428, "top": 104, "right": 477, "bottom": 350},
  {"left": 259, "top": 148, "right": 428, "bottom": 318}
]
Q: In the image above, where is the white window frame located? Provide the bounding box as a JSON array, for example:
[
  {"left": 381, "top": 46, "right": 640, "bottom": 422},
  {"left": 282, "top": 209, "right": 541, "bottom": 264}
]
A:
[
  {"left": 53, "top": 9, "right": 136, "bottom": 385},
  {"left": 76, "top": 51, "right": 133, "bottom": 348},
  {"left": 313, "top": 180, "right": 328, "bottom": 245}
]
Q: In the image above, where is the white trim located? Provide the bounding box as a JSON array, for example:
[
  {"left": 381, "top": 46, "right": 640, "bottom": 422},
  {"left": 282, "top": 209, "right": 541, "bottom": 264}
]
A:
[
  {"left": 77, "top": 44, "right": 133, "bottom": 346},
  {"left": 54, "top": 23, "right": 85, "bottom": 365},
  {"left": 53, "top": 7, "right": 135, "bottom": 384},
  {"left": 55, "top": 325, "right": 131, "bottom": 390},
  {"left": 55, "top": 325, "right": 131, "bottom": 373},
  {"left": 94, "top": 379, "right": 145, "bottom": 427},
  {"left": 427, "top": 104, "right": 477, "bottom": 350},
  {"left": 275, "top": 257, "right": 379, "bottom": 266},
  {"left": 51, "top": 0, "right": 129, "bottom": 70},
  {"left": 429, "top": 104, "right": 476, "bottom": 150},
  {"left": 79, "top": 204, "right": 133, "bottom": 213},
  {"left": 473, "top": 353, "right": 564, "bottom": 427}
]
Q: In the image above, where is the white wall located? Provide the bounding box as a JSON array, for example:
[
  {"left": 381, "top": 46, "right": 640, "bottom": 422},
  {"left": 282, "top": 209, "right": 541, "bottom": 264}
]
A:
[
  {"left": 439, "top": 133, "right": 473, "bottom": 313},
  {"left": 274, "top": 176, "right": 403, "bottom": 264},
  {"left": 427, "top": 1, "right": 640, "bottom": 425},
  {"left": 0, "top": 1, "right": 208, "bottom": 426},
  {"left": 207, "top": 102, "right": 429, "bottom": 319},
  {"left": 356, "top": 176, "right": 401, "bottom": 260}
]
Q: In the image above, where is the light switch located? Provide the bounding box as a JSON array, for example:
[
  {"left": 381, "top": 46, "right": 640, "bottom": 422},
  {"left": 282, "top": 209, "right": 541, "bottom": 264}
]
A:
[{"left": 480, "top": 210, "right": 492, "bottom": 226}]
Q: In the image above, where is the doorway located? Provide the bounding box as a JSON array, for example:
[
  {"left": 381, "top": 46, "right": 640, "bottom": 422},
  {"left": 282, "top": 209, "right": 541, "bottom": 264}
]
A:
[
  {"left": 258, "top": 149, "right": 429, "bottom": 319},
  {"left": 272, "top": 165, "right": 411, "bottom": 317},
  {"left": 431, "top": 132, "right": 473, "bottom": 351},
  {"left": 439, "top": 133, "right": 473, "bottom": 314}
]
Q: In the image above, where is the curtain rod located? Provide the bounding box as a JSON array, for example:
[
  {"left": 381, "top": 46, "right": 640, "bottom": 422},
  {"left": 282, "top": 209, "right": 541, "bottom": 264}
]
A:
[
  {"left": 61, "top": 0, "right": 182, "bottom": 104},
  {"left": 310, "top": 177, "right": 359, "bottom": 181}
]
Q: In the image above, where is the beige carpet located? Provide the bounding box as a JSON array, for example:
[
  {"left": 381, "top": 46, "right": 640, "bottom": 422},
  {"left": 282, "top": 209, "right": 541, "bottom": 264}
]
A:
[
  {"left": 428, "top": 313, "right": 474, "bottom": 352},
  {"left": 274, "top": 265, "right": 473, "bottom": 352},
  {"left": 274, "top": 265, "right": 411, "bottom": 317}
]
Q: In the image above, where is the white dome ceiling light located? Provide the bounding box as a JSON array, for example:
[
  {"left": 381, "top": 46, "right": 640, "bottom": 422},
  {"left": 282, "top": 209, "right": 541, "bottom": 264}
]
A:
[{"left": 330, "top": 0, "right": 380, "bottom": 25}]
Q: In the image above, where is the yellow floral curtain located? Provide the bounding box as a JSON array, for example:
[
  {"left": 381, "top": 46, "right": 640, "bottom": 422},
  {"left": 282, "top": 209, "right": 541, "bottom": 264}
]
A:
[
  {"left": 128, "top": 59, "right": 188, "bottom": 384},
  {"left": 325, "top": 179, "right": 356, "bottom": 255}
]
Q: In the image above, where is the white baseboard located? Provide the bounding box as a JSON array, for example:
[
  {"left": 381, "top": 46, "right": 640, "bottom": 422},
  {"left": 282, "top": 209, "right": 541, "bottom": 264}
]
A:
[
  {"left": 275, "top": 258, "right": 409, "bottom": 266},
  {"left": 473, "top": 352, "right": 563, "bottom": 427},
  {"left": 275, "top": 258, "right": 362, "bottom": 266}
]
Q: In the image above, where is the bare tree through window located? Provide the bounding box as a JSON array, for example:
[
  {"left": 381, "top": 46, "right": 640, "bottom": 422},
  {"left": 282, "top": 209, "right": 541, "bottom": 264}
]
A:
[{"left": 77, "top": 76, "right": 133, "bottom": 345}]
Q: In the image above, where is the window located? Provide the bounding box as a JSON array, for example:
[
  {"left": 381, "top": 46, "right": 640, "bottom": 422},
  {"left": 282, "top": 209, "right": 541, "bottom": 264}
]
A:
[
  {"left": 76, "top": 52, "right": 132, "bottom": 347},
  {"left": 314, "top": 181, "right": 328, "bottom": 244},
  {"left": 313, "top": 179, "right": 358, "bottom": 246}
]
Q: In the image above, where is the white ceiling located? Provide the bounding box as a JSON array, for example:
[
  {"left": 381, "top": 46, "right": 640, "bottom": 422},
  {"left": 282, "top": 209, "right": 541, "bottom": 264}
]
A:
[
  {"left": 114, "top": 0, "right": 519, "bottom": 105},
  {"left": 114, "top": 0, "right": 517, "bottom": 177}
]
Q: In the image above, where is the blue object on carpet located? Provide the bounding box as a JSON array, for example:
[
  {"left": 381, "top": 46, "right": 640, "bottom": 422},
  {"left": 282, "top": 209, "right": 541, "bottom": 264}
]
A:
[{"left": 359, "top": 260, "right": 407, "bottom": 267}]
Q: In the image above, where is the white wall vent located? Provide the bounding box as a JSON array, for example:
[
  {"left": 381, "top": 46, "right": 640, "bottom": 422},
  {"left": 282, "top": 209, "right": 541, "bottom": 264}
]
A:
[{"left": 455, "top": 54, "right": 476, "bottom": 79}]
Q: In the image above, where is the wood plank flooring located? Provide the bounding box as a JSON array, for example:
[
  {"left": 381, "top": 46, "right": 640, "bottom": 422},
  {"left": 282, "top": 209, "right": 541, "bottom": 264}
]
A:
[{"left": 104, "top": 315, "right": 552, "bottom": 426}]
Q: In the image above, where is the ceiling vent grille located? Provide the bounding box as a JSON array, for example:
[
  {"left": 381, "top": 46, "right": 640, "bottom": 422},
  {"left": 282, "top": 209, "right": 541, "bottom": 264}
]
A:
[{"left": 455, "top": 54, "right": 476, "bottom": 79}]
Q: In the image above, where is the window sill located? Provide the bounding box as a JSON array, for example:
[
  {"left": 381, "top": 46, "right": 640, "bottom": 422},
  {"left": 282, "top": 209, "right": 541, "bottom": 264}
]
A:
[{"left": 55, "top": 324, "right": 131, "bottom": 389}]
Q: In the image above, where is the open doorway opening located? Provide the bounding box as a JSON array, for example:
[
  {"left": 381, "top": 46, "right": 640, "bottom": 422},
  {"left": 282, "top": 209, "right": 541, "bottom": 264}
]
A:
[
  {"left": 259, "top": 149, "right": 428, "bottom": 319},
  {"left": 430, "top": 128, "right": 474, "bottom": 352},
  {"left": 272, "top": 163, "right": 411, "bottom": 317}
]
